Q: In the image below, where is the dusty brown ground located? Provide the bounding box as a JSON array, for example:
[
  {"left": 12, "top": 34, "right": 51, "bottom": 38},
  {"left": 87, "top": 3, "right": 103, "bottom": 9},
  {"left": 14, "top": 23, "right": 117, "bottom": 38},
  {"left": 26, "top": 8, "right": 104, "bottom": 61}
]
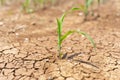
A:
[{"left": 0, "top": 0, "right": 120, "bottom": 80}]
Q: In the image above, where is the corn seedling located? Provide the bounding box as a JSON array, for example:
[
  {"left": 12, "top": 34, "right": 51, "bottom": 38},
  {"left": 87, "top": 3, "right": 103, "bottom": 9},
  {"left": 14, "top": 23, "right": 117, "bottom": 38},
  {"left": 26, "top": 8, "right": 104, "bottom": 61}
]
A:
[
  {"left": 77, "top": 0, "right": 107, "bottom": 20},
  {"left": 77, "top": 0, "right": 94, "bottom": 17},
  {"left": 37, "top": 0, "right": 56, "bottom": 8},
  {"left": 85, "top": 0, "right": 94, "bottom": 16},
  {"left": 22, "top": 0, "right": 33, "bottom": 13},
  {"left": 57, "top": 8, "right": 96, "bottom": 58},
  {"left": 22, "top": 0, "right": 56, "bottom": 13},
  {"left": 0, "top": 0, "right": 5, "bottom": 5}
]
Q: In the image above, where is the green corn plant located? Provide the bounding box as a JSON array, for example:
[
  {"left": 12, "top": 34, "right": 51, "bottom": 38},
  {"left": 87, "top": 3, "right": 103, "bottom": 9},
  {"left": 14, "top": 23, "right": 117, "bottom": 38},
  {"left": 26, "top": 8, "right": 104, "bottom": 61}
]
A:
[
  {"left": 22, "top": 0, "right": 33, "bottom": 13},
  {"left": 77, "top": 0, "right": 106, "bottom": 20},
  {"left": 97, "top": 0, "right": 108, "bottom": 5},
  {"left": 85, "top": 0, "right": 93, "bottom": 16},
  {"left": 57, "top": 8, "right": 96, "bottom": 58},
  {"left": 0, "top": 0, "right": 5, "bottom": 5},
  {"left": 78, "top": 0, "right": 93, "bottom": 17},
  {"left": 38, "top": 0, "right": 56, "bottom": 7},
  {"left": 75, "top": 0, "right": 94, "bottom": 17},
  {"left": 22, "top": 0, "right": 56, "bottom": 13}
]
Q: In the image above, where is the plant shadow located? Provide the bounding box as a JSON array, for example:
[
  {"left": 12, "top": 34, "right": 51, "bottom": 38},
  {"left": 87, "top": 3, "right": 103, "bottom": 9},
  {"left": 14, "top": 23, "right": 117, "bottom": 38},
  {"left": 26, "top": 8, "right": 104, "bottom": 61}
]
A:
[{"left": 62, "top": 52, "right": 99, "bottom": 69}]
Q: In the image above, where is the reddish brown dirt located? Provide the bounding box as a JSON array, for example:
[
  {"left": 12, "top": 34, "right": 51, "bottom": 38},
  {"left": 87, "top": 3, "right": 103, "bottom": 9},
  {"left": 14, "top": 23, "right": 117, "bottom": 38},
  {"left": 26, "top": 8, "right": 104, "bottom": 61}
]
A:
[{"left": 0, "top": 0, "right": 120, "bottom": 80}]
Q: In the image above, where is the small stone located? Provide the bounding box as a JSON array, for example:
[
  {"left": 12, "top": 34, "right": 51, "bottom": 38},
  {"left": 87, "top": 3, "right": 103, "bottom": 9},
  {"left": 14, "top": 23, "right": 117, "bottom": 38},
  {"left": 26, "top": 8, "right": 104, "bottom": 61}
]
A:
[
  {"left": 65, "top": 47, "right": 72, "bottom": 53},
  {"left": 24, "top": 38, "right": 29, "bottom": 43},
  {"left": 15, "top": 33, "right": 19, "bottom": 36},
  {"left": 0, "top": 22, "right": 4, "bottom": 26},
  {"left": 78, "top": 12, "right": 83, "bottom": 16}
]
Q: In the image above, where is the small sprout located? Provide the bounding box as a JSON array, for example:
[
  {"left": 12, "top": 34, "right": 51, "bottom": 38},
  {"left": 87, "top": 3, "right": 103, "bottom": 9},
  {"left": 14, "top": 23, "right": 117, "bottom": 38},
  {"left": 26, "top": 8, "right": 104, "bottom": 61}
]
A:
[
  {"left": 0, "top": 0, "right": 5, "bottom": 5},
  {"left": 85, "top": 0, "right": 93, "bottom": 15},
  {"left": 22, "top": 0, "right": 34, "bottom": 13},
  {"left": 57, "top": 8, "right": 96, "bottom": 59},
  {"left": 22, "top": 0, "right": 56, "bottom": 13},
  {"left": 76, "top": 0, "right": 102, "bottom": 20}
]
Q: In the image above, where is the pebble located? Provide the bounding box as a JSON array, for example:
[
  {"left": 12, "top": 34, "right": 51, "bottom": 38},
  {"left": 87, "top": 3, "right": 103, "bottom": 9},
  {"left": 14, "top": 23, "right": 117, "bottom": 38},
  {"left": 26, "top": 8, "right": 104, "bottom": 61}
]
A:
[{"left": 0, "top": 22, "right": 4, "bottom": 26}]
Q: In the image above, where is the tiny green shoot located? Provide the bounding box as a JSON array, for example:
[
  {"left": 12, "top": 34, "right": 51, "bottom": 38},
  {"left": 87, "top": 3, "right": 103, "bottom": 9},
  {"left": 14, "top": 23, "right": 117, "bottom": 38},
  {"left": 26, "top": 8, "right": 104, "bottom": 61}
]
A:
[
  {"left": 57, "top": 8, "right": 96, "bottom": 59},
  {"left": 76, "top": 0, "right": 94, "bottom": 17},
  {"left": 85, "top": 0, "right": 93, "bottom": 16},
  {"left": 22, "top": 0, "right": 33, "bottom": 13},
  {"left": 22, "top": 0, "right": 56, "bottom": 13},
  {"left": 0, "top": 0, "right": 5, "bottom": 5}
]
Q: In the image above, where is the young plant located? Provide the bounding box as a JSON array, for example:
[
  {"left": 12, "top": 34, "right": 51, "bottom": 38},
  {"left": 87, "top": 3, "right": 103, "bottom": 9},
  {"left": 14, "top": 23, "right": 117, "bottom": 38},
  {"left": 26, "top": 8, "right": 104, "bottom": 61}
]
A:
[
  {"left": 22, "top": 0, "right": 56, "bottom": 13},
  {"left": 22, "top": 0, "right": 33, "bottom": 13},
  {"left": 38, "top": 0, "right": 56, "bottom": 8},
  {"left": 0, "top": 0, "right": 5, "bottom": 5},
  {"left": 77, "top": 0, "right": 106, "bottom": 20},
  {"left": 57, "top": 8, "right": 96, "bottom": 58},
  {"left": 76, "top": 0, "right": 94, "bottom": 17},
  {"left": 97, "top": 0, "right": 108, "bottom": 5}
]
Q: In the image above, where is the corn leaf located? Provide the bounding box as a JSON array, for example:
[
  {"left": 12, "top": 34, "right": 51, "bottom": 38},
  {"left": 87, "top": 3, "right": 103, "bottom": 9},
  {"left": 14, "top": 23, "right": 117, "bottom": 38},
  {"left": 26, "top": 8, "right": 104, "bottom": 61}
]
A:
[
  {"left": 23, "top": 0, "right": 30, "bottom": 8},
  {"left": 61, "top": 30, "right": 96, "bottom": 48},
  {"left": 22, "top": 0, "right": 34, "bottom": 13},
  {"left": 77, "top": 30, "right": 96, "bottom": 48},
  {"left": 71, "top": 7, "right": 81, "bottom": 11},
  {"left": 86, "top": 0, "right": 93, "bottom": 8},
  {"left": 60, "top": 13, "right": 66, "bottom": 23},
  {"left": 71, "top": 5, "right": 86, "bottom": 12},
  {"left": 61, "top": 31, "right": 75, "bottom": 42},
  {"left": 57, "top": 19, "right": 62, "bottom": 46}
]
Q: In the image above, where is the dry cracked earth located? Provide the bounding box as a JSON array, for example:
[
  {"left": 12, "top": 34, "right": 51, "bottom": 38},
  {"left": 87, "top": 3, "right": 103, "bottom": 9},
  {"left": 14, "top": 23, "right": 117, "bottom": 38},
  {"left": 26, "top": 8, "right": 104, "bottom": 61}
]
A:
[{"left": 0, "top": 0, "right": 120, "bottom": 80}]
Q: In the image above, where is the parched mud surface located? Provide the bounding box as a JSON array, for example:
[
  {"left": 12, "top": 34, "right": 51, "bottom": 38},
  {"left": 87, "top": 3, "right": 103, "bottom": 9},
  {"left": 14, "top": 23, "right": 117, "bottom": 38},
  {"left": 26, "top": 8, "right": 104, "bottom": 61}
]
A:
[{"left": 0, "top": 0, "right": 120, "bottom": 80}]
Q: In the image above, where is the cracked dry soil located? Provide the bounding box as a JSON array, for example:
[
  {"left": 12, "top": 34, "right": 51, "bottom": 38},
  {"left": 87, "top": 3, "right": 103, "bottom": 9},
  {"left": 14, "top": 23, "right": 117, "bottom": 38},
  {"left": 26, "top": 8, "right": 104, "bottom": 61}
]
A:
[{"left": 0, "top": 0, "right": 120, "bottom": 80}]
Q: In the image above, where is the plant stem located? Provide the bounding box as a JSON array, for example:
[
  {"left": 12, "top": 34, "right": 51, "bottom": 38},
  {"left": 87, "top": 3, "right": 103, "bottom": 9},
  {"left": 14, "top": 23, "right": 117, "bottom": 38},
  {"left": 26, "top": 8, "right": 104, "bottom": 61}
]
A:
[
  {"left": 58, "top": 42, "right": 60, "bottom": 55},
  {"left": 58, "top": 34, "right": 62, "bottom": 58}
]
